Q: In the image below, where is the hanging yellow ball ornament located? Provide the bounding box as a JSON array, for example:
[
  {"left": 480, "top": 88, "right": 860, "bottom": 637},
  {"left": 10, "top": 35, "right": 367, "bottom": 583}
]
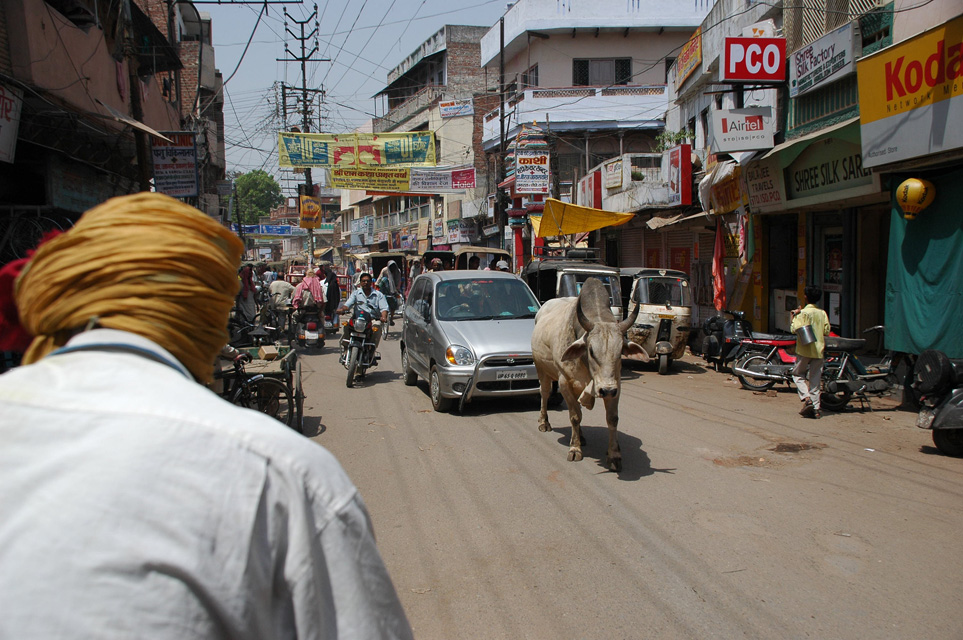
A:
[{"left": 896, "top": 178, "right": 935, "bottom": 220}]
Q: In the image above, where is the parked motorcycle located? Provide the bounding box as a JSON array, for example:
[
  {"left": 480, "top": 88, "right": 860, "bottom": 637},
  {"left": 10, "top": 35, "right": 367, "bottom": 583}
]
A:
[
  {"left": 731, "top": 333, "right": 799, "bottom": 391},
  {"left": 701, "top": 310, "right": 753, "bottom": 371},
  {"left": 912, "top": 349, "right": 963, "bottom": 457},
  {"left": 295, "top": 304, "right": 324, "bottom": 349},
  {"left": 340, "top": 308, "right": 381, "bottom": 388},
  {"left": 820, "top": 327, "right": 917, "bottom": 411}
]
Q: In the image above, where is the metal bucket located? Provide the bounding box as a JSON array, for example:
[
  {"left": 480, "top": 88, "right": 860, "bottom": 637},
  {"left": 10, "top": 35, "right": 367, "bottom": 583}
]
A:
[{"left": 795, "top": 324, "right": 817, "bottom": 346}]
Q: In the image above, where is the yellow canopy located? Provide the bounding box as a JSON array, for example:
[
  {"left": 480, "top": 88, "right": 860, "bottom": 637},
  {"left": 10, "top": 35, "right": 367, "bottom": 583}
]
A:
[{"left": 529, "top": 198, "right": 634, "bottom": 238}]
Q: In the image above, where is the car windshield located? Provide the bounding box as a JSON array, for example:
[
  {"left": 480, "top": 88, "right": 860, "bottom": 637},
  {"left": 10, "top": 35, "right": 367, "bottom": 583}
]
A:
[
  {"left": 558, "top": 273, "right": 622, "bottom": 307},
  {"left": 632, "top": 277, "right": 689, "bottom": 305},
  {"left": 436, "top": 278, "right": 540, "bottom": 321}
]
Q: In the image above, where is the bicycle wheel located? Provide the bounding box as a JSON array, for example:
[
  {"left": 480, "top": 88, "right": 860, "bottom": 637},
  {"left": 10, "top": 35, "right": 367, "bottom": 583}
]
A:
[{"left": 235, "top": 377, "right": 294, "bottom": 427}]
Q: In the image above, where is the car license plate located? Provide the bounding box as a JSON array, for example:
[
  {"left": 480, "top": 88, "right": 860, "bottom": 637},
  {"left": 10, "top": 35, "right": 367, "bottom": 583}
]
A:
[
  {"left": 305, "top": 330, "right": 319, "bottom": 340},
  {"left": 497, "top": 371, "right": 527, "bottom": 380}
]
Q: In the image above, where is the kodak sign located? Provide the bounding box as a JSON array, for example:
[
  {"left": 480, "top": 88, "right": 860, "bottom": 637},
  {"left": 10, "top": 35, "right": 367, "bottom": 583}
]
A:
[{"left": 858, "top": 15, "right": 963, "bottom": 167}]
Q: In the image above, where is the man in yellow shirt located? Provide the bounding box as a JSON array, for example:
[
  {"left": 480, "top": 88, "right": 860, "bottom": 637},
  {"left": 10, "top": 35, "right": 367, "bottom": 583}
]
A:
[{"left": 790, "top": 286, "right": 832, "bottom": 419}]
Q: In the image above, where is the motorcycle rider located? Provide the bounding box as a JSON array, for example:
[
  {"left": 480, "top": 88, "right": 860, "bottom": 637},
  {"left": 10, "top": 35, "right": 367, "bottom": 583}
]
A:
[{"left": 337, "top": 272, "right": 389, "bottom": 351}]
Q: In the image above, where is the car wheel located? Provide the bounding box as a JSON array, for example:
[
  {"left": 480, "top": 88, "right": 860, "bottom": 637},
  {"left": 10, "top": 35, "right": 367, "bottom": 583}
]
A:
[
  {"left": 430, "top": 366, "right": 453, "bottom": 412},
  {"left": 401, "top": 346, "right": 417, "bottom": 386}
]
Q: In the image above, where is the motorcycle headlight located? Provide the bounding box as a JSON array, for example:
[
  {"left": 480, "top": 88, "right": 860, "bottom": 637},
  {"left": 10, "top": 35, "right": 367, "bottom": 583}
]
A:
[
  {"left": 446, "top": 345, "right": 475, "bottom": 366},
  {"left": 355, "top": 316, "right": 368, "bottom": 332}
]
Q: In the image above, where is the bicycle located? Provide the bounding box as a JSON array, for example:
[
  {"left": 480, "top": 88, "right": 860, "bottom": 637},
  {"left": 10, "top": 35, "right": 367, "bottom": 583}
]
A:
[{"left": 214, "top": 357, "right": 302, "bottom": 433}]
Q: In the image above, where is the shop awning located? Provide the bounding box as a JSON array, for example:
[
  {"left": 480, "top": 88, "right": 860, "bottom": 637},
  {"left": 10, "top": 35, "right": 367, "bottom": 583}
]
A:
[
  {"left": 529, "top": 198, "right": 634, "bottom": 238},
  {"left": 761, "top": 116, "right": 860, "bottom": 166}
]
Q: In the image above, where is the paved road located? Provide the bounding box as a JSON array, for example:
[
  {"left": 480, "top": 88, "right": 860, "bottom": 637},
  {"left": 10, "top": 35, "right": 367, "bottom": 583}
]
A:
[{"left": 295, "top": 332, "right": 963, "bottom": 639}]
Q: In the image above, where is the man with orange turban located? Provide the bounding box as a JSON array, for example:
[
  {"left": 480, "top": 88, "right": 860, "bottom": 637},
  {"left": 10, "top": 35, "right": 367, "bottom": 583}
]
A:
[{"left": 0, "top": 193, "right": 412, "bottom": 639}]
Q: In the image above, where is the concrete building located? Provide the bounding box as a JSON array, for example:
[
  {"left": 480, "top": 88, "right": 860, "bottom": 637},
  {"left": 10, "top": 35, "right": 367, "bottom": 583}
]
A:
[
  {"left": 0, "top": 0, "right": 228, "bottom": 265},
  {"left": 343, "top": 25, "right": 496, "bottom": 256},
  {"left": 478, "top": 0, "right": 710, "bottom": 264}
]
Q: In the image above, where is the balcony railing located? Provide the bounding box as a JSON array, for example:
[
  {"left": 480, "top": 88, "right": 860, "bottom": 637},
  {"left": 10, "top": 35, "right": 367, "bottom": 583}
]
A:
[
  {"left": 482, "top": 86, "right": 668, "bottom": 144},
  {"left": 373, "top": 86, "right": 446, "bottom": 133}
]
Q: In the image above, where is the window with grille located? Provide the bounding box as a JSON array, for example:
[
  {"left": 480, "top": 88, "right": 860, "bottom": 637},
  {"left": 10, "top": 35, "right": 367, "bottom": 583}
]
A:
[
  {"left": 573, "top": 59, "right": 632, "bottom": 86},
  {"left": 522, "top": 64, "right": 539, "bottom": 89}
]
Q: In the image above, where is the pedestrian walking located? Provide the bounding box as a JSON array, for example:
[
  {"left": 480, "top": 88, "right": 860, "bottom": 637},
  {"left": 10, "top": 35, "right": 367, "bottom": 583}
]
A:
[
  {"left": 791, "top": 285, "right": 832, "bottom": 419},
  {"left": 0, "top": 192, "right": 413, "bottom": 639}
]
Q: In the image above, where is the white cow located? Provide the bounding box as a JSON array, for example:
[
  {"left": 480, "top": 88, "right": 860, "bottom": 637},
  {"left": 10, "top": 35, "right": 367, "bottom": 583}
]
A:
[{"left": 531, "top": 278, "right": 647, "bottom": 471}]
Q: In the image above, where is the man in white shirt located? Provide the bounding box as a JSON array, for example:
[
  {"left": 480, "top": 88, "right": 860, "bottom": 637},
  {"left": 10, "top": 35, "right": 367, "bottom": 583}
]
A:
[{"left": 0, "top": 193, "right": 412, "bottom": 639}]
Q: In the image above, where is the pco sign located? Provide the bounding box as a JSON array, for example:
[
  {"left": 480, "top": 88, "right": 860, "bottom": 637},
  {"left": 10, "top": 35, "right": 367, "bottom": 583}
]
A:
[{"left": 722, "top": 37, "right": 786, "bottom": 82}]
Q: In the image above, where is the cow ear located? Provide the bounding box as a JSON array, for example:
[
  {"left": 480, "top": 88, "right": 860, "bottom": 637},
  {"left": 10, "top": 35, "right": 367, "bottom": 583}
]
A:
[
  {"left": 623, "top": 341, "right": 650, "bottom": 362},
  {"left": 561, "top": 338, "right": 587, "bottom": 362}
]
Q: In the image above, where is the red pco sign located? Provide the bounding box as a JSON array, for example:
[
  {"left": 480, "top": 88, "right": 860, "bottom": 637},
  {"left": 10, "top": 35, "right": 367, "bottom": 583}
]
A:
[{"left": 722, "top": 37, "right": 787, "bottom": 82}]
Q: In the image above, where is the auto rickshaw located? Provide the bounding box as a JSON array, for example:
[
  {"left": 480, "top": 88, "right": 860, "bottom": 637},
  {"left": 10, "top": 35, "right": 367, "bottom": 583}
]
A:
[{"left": 623, "top": 268, "right": 691, "bottom": 374}]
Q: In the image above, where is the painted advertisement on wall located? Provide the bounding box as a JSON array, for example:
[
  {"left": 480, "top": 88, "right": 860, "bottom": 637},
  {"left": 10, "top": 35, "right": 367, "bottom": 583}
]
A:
[{"left": 857, "top": 15, "right": 963, "bottom": 167}]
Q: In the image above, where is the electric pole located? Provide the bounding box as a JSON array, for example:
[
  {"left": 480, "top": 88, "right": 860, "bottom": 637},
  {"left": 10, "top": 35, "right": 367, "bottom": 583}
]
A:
[
  {"left": 496, "top": 16, "right": 507, "bottom": 250},
  {"left": 279, "top": 5, "right": 329, "bottom": 265}
]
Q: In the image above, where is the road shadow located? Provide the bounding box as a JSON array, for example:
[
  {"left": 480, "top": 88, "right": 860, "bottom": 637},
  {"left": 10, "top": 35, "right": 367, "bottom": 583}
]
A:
[
  {"left": 549, "top": 425, "right": 674, "bottom": 481},
  {"left": 623, "top": 357, "right": 710, "bottom": 377},
  {"left": 302, "top": 414, "right": 325, "bottom": 438}
]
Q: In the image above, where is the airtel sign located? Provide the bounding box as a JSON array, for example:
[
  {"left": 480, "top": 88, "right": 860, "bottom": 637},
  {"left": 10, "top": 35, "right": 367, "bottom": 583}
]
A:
[{"left": 722, "top": 37, "right": 787, "bottom": 82}]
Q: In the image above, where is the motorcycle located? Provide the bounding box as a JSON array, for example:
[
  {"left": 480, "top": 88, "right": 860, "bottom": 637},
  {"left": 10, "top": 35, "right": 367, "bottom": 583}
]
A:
[
  {"left": 295, "top": 303, "right": 324, "bottom": 349},
  {"left": 912, "top": 349, "right": 963, "bottom": 457},
  {"left": 340, "top": 308, "right": 381, "bottom": 388},
  {"left": 819, "top": 326, "right": 918, "bottom": 411},
  {"left": 731, "top": 333, "right": 799, "bottom": 391},
  {"left": 701, "top": 310, "right": 754, "bottom": 371}
]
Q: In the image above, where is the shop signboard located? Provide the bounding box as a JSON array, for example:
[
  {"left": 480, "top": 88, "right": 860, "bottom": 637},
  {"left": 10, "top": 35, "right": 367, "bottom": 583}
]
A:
[
  {"left": 577, "top": 169, "right": 602, "bottom": 208},
  {"left": 790, "top": 22, "right": 858, "bottom": 98},
  {"left": 278, "top": 131, "right": 436, "bottom": 168},
  {"left": 151, "top": 132, "right": 198, "bottom": 197},
  {"left": 439, "top": 100, "right": 474, "bottom": 118},
  {"left": 786, "top": 136, "right": 873, "bottom": 200},
  {"left": 665, "top": 144, "right": 692, "bottom": 205},
  {"left": 409, "top": 167, "right": 475, "bottom": 192},
  {"left": 857, "top": 15, "right": 963, "bottom": 167},
  {"left": 743, "top": 156, "right": 786, "bottom": 212},
  {"left": 676, "top": 28, "right": 702, "bottom": 89},
  {"left": 515, "top": 150, "right": 550, "bottom": 194},
  {"left": 432, "top": 218, "right": 445, "bottom": 238},
  {"left": 330, "top": 167, "right": 410, "bottom": 191},
  {"left": 0, "top": 83, "right": 23, "bottom": 164},
  {"left": 710, "top": 164, "right": 748, "bottom": 214},
  {"left": 722, "top": 37, "right": 786, "bottom": 82},
  {"left": 711, "top": 107, "right": 774, "bottom": 152},
  {"left": 299, "top": 195, "right": 321, "bottom": 228}
]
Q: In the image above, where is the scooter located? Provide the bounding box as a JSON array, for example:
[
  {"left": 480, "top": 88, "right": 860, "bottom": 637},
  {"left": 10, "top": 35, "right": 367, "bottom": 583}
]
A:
[
  {"left": 701, "top": 310, "right": 754, "bottom": 371},
  {"left": 295, "top": 304, "right": 324, "bottom": 349},
  {"left": 912, "top": 349, "right": 963, "bottom": 457},
  {"left": 340, "top": 308, "right": 381, "bottom": 388}
]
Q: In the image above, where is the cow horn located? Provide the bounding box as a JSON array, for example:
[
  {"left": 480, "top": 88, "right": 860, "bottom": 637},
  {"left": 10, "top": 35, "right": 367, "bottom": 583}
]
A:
[
  {"left": 576, "top": 295, "right": 595, "bottom": 332},
  {"left": 619, "top": 301, "right": 641, "bottom": 334}
]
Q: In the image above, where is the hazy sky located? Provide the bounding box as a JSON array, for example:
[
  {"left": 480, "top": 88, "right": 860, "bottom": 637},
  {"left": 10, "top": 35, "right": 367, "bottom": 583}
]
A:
[{"left": 201, "top": 0, "right": 508, "bottom": 189}]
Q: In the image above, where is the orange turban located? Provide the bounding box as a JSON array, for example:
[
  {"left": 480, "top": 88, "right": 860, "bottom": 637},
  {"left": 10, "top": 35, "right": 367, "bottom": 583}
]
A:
[{"left": 15, "top": 193, "right": 243, "bottom": 382}]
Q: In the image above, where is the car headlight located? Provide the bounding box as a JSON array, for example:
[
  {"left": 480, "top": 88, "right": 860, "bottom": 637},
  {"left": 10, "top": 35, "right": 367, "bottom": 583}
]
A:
[{"left": 445, "top": 345, "right": 475, "bottom": 366}]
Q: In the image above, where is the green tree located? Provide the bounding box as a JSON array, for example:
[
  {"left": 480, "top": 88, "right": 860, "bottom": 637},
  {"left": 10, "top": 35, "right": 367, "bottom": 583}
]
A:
[{"left": 234, "top": 170, "right": 282, "bottom": 224}]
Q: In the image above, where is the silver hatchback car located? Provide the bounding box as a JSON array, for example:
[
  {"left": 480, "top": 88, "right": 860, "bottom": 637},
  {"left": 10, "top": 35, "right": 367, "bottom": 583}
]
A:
[{"left": 400, "top": 271, "right": 541, "bottom": 412}]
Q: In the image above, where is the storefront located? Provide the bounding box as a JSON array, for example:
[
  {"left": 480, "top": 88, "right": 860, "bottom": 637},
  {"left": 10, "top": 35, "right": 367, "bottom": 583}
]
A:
[{"left": 744, "top": 119, "right": 887, "bottom": 335}]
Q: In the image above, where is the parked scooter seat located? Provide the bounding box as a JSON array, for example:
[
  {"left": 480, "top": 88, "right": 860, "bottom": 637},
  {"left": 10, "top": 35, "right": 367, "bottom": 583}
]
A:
[
  {"left": 750, "top": 332, "right": 795, "bottom": 342},
  {"left": 825, "top": 336, "right": 866, "bottom": 352}
]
